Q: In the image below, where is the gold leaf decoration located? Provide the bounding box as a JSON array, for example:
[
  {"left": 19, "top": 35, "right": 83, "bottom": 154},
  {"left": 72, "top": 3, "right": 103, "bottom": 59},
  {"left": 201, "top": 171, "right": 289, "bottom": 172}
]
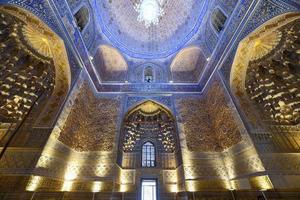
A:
[
  {"left": 139, "top": 101, "right": 160, "bottom": 113},
  {"left": 59, "top": 83, "right": 121, "bottom": 152},
  {"left": 250, "top": 31, "right": 282, "bottom": 61},
  {"left": 22, "top": 24, "right": 52, "bottom": 58},
  {"left": 176, "top": 80, "right": 242, "bottom": 152}
]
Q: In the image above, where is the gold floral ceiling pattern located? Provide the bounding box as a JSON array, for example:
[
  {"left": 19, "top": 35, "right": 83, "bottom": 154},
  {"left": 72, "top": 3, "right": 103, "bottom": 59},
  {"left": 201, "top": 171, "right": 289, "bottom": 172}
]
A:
[
  {"left": 230, "top": 13, "right": 300, "bottom": 125},
  {"left": 0, "top": 7, "right": 71, "bottom": 127}
]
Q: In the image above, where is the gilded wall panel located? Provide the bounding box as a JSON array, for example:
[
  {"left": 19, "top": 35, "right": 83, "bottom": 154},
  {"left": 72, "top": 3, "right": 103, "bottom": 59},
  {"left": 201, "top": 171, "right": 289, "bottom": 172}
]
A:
[
  {"left": 224, "top": 153, "right": 265, "bottom": 179},
  {"left": 260, "top": 154, "right": 300, "bottom": 172},
  {"left": 176, "top": 80, "right": 242, "bottom": 152},
  {"left": 183, "top": 162, "right": 228, "bottom": 180},
  {"left": 35, "top": 145, "right": 116, "bottom": 179},
  {"left": 0, "top": 176, "right": 29, "bottom": 192},
  {"left": 58, "top": 83, "right": 121, "bottom": 152},
  {"left": 0, "top": 150, "right": 40, "bottom": 172},
  {"left": 230, "top": 14, "right": 300, "bottom": 127}
]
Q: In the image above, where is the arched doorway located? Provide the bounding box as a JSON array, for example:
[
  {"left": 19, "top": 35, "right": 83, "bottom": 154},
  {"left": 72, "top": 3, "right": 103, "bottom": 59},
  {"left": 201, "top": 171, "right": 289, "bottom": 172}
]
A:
[
  {"left": 118, "top": 100, "right": 181, "bottom": 168},
  {"left": 117, "top": 100, "right": 182, "bottom": 198}
]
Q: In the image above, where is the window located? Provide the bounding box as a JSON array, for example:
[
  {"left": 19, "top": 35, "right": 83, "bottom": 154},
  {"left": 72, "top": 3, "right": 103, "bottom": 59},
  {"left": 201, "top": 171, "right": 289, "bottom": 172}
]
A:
[
  {"left": 74, "top": 6, "right": 89, "bottom": 31},
  {"left": 144, "top": 66, "right": 154, "bottom": 83},
  {"left": 211, "top": 8, "right": 227, "bottom": 33},
  {"left": 141, "top": 179, "right": 157, "bottom": 200},
  {"left": 142, "top": 142, "right": 155, "bottom": 167}
]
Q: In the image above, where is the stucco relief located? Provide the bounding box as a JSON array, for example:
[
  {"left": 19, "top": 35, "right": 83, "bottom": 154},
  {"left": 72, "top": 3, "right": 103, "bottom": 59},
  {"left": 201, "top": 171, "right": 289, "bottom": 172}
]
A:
[
  {"left": 176, "top": 80, "right": 242, "bottom": 152},
  {"left": 58, "top": 83, "right": 121, "bottom": 152}
]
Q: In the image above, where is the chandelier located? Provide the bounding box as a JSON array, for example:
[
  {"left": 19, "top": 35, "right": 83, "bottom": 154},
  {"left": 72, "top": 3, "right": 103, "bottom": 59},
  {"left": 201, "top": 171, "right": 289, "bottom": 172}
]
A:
[{"left": 134, "top": 0, "right": 166, "bottom": 28}]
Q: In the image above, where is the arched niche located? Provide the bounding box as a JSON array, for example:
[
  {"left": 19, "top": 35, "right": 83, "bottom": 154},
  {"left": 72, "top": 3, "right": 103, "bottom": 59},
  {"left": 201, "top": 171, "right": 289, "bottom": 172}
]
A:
[
  {"left": 230, "top": 13, "right": 300, "bottom": 126},
  {"left": 211, "top": 7, "right": 227, "bottom": 34},
  {"left": 170, "top": 46, "right": 207, "bottom": 83},
  {"left": 130, "top": 63, "right": 164, "bottom": 83},
  {"left": 74, "top": 6, "right": 90, "bottom": 32},
  {"left": 0, "top": 6, "right": 71, "bottom": 138},
  {"left": 118, "top": 100, "right": 182, "bottom": 169},
  {"left": 93, "top": 45, "right": 128, "bottom": 82},
  {"left": 144, "top": 66, "right": 154, "bottom": 83}
]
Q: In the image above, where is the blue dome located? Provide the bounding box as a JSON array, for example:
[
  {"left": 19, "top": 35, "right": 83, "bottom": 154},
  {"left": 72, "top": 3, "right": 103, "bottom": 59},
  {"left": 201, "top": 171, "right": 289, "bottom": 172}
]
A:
[{"left": 96, "top": 0, "right": 208, "bottom": 59}]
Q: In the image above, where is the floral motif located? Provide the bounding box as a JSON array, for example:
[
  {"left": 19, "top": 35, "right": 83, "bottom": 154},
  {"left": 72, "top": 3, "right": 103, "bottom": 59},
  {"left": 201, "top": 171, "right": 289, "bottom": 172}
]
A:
[
  {"left": 59, "top": 83, "right": 121, "bottom": 152},
  {"left": 176, "top": 80, "right": 242, "bottom": 152}
]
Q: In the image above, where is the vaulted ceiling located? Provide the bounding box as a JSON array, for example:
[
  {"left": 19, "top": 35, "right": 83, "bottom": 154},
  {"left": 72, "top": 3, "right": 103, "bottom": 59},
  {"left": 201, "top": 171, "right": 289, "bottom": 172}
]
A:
[
  {"left": 96, "top": 0, "right": 206, "bottom": 58},
  {"left": 75, "top": 0, "right": 238, "bottom": 88}
]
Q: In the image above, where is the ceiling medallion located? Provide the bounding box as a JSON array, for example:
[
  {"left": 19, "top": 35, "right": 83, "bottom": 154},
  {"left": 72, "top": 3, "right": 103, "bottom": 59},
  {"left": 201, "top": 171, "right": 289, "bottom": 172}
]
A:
[
  {"left": 22, "top": 24, "right": 53, "bottom": 58},
  {"left": 134, "top": 0, "right": 166, "bottom": 28},
  {"left": 250, "top": 30, "right": 282, "bottom": 61}
]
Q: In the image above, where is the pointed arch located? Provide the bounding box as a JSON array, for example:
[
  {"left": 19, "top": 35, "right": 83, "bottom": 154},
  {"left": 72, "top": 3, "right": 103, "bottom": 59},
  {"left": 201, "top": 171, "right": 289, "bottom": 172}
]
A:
[{"left": 118, "top": 100, "right": 181, "bottom": 169}]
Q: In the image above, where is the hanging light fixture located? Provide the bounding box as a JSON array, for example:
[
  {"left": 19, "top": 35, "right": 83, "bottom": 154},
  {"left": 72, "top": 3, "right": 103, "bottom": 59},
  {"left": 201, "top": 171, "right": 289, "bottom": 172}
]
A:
[{"left": 134, "top": 0, "right": 166, "bottom": 28}]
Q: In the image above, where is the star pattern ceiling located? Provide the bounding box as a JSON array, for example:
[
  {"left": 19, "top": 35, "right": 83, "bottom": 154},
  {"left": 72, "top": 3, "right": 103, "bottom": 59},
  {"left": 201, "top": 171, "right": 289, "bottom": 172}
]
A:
[{"left": 96, "top": 0, "right": 206, "bottom": 58}]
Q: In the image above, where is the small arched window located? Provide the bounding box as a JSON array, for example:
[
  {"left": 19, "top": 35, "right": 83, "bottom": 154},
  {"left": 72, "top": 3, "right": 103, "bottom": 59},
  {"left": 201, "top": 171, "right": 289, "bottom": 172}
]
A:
[
  {"left": 144, "top": 66, "right": 154, "bottom": 83},
  {"left": 142, "top": 142, "right": 155, "bottom": 167},
  {"left": 74, "top": 6, "right": 89, "bottom": 31},
  {"left": 211, "top": 8, "right": 227, "bottom": 33}
]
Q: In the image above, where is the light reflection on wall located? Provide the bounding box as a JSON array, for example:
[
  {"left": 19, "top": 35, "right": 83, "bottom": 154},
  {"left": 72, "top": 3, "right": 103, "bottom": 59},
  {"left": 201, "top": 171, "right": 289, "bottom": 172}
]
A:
[
  {"left": 33, "top": 128, "right": 86, "bottom": 192},
  {"left": 228, "top": 180, "right": 238, "bottom": 190},
  {"left": 26, "top": 134, "right": 85, "bottom": 192},
  {"left": 30, "top": 128, "right": 114, "bottom": 192},
  {"left": 64, "top": 163, "right": 80, "bottom": 181},
  {"left": 61, "top": 157, "right": 83, "bottom": 191},
  {"left": 62, "top": 180, "right": 73, "bottom": 192},
  {"left": 120, "top": 183, "right": 129, "bottom": 193},
  {"left": 164, "top": 169, "right": 179, "bottom": 193},
  {"left": 186, "top": 180, "right": 197, "bottom": 192},
  {"left": 224, "top": 148, "right": 266, "bottom": 180},
  {"left": 225, "top": 179, "right": 235, "bottom": 190},
  {"left": 95, "top": 157, "right": 112, "bottom": 177},
  {"left": 95, "top": 164, "right": 107, "bottom": 177},
  {"left": 118, "top": 168, "right": 134, "bottom": 192},
  {"left": 250, "top": 175, "right": 273, "bottom": 191},
  {"left": 92, "top": 181, "right": 103, "bottom": 192},
  {"left": 169, "top": 183, "right": 178, "bottom": 193},
  {"left": 36, "top": 136, "right": 59, "bottom": 168},
  {"left": 181, "top": 151, "right": 195, "bottom": 180},
  {"left": 26, "top": 176, "right": 41, "bottom": 191}
]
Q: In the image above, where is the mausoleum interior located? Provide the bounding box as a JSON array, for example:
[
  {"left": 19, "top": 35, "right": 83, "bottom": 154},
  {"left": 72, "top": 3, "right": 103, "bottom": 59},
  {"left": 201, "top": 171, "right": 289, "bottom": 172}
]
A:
[{"left": 0, "top": 0, "right": 300, "bottom": 199}]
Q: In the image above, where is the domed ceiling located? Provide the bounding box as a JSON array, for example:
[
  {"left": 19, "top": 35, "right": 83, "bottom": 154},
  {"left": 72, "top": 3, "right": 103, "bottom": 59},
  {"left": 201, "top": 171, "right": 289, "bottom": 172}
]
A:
[{"left": 96, "top": 0, "right": 207, "bottom": 58}]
